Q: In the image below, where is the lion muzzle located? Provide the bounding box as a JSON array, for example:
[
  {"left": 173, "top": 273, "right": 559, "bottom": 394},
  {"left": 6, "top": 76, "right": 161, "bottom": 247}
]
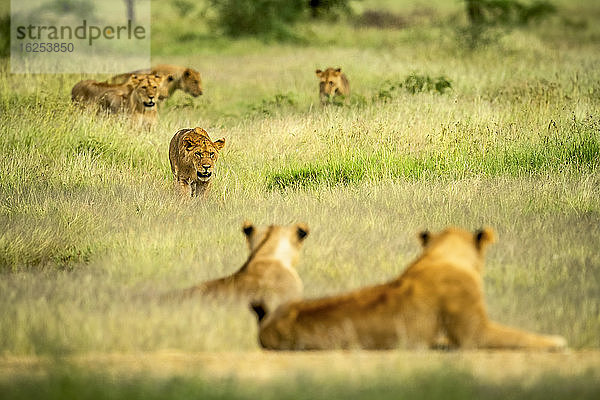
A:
[
  {"left": 197, "top": 165, "right": 212, "bottom": 181},
  {"left": 143, "top": 97, "right": 156, "bottom": 108}
]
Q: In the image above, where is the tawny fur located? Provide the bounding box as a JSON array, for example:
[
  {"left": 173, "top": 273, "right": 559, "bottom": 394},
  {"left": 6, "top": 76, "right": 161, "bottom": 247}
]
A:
[
  {"left": 253, "top": 227, "right": 567, "bottom": 351},
  {"left": 315, "top": 67, "right": 350, "bottom": 104},
  {"left": 168, "top": 127, "right": 225, "bottom": 197},
  {"left": 96, "top": 85, "right": 134, "bottom": 114},
  {"left": 71, "top": 74, "right": 140, "bottom": 112},
  {"left": 110, "top": 64, "right": 203, "bottom": 99},
  {"left": 72, "top": 74, "right": 165, "bottom": 126},
  {"left": 126, "top": 74, "right": 165, "bottom": 126},
  {"left": 169, "top": 222, "right": 309, "bottom": 311}
]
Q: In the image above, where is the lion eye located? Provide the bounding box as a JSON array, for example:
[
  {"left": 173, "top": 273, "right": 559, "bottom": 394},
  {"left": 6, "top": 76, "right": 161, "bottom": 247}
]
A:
[
  {"left": 141, "top": 86, "right": 147, "bottom": 89},
  {"left": 329, "top": 81, "right": 334, "bottom": 85},
  {"left": 195, "top": 152, "right": 201, "bottom": 157},
  {"left": 210, "top": 152, "right": 215, "bottom": 158}
]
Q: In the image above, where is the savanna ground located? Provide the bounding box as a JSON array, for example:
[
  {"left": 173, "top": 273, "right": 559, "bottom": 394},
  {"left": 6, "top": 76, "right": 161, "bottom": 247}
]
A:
[{"left": 1, "top": 0, "right": 600, "bottom": 398}]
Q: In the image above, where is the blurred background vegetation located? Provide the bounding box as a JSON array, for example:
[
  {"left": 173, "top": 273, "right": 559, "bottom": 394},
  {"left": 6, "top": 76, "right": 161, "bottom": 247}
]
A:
[{"left": 0, "top": 0, "right": 593, "bottom": 56}]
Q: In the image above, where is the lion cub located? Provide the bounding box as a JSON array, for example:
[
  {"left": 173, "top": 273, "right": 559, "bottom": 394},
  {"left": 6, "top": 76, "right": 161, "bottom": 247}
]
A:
[
  {"left": 176, "top": 221, "right": 309, "bottom": 311},
  {"left": 169, "top": 127, "right": 226, "bottom": 197},
  {"left": 252, "top": 227, "right": 567, "bottom": 351},
  {"left": 315, "top": 67, "right": 350, "bottom": 104}
]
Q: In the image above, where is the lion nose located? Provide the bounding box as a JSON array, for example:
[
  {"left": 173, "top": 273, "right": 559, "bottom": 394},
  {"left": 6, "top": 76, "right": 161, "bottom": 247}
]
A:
[{"left": 202, "top": 164, "right": 211, "bottom": 171}]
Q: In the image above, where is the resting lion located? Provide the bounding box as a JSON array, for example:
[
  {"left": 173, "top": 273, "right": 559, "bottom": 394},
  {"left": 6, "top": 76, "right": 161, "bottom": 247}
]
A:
[
  {"left": 167, "top": 221, "right": 309, "bottom": 311},
  {"left": 71, "top": 74, "right": 165, "bottom": 125},
  {"left": 110, "top": 64, "right": 203, "bottom": 99},
  {"left": 71, "top": 74, "right": 141, "bottom": 112},
  {"left": 252, "top": 227, "right": 567, "bottom": 351},
  {"left": 315, "top": 67, "right": 350, "bottom": 104},
  {"left": 169, "top": 127, "right": 225, "bottom": 197}
]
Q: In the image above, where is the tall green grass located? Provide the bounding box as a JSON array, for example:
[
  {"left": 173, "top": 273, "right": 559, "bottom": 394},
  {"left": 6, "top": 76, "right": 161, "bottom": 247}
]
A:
[{"left": 267, "top": 116, "right": 600, "bottom": 190}]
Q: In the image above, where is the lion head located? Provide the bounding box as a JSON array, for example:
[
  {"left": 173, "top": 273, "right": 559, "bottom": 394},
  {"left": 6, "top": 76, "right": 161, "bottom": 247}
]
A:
[
  {"left": 129, "top": 74, "right": 165, "bottom": 110},
  {"left": 182, "top": 127, "right": 225, "bottom": 182},
  {"left": 315, "top": 67, "right": 348, "bottom": 100},
  {"left": 418, "top": 227, "right": 496, "bottom": 272},
  {"left": 181, "top": 68, "right": 203, "bottom": 97},
  {"left": 242, "top": 221, "right": 309, "bottom": 253},
  {"left": 241, "top": 221, "right": 309, "bottom": 271}
]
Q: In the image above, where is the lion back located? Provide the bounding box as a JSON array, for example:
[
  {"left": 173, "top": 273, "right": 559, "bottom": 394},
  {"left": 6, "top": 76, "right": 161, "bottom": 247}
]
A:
[
  {"left": 71, "top": 80, "right": 99, "bottom": 103},
  {"left": 340, "top": 73, "right": 350, "bottom": 95},
  {"left": 169, "top": 128, "right": 192, "bottom": 176}
]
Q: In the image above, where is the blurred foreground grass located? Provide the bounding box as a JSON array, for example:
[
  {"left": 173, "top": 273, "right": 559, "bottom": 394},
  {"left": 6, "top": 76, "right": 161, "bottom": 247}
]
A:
[{"left": 1, "top": 352, "right": 600, "bottom": 400}]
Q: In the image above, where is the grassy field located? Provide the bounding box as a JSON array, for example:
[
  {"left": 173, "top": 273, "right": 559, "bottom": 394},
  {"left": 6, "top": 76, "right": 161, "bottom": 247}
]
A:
[
  {"left": 1, "top": 0, "right": 600, "bottom": 397},
  {"left": 2, "top": 351, "right": 600, "bottom": 399}
]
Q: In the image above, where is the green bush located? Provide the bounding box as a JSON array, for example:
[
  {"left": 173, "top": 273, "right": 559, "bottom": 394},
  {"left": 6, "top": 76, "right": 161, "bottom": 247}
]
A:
[
  {"left": 248, "top": 92, "right": 297, "bottom": 115},
  {"left": 171, "top": 0, "right": 196, "bottom": 18},
  {"left": 465, "top": 0, "right": 556, "bottom": 26},
  {"left": 308, "top": 0, "right": 354, "bottom": 20},
  {"left": 460, "top": 0, "right": 556, "bottom": 48},
  {"left": 208, "top": 0, "right": 305, "bottom": 39},
  {"left": 374, "top": 74, "right": 452, "bottom": 102}
]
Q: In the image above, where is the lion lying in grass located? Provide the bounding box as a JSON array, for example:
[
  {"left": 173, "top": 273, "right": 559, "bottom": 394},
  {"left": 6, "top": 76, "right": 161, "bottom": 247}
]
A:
[
  {"left": 71, "top": 74, "right": 165, "bottom": 126},
  {"left": 166, "top": 221, "right": 309, "bottom": 311},
  {"left": 252, "top": 227, "right": 567, "bottom": 351},
  {"left": 71, "top": 75, "right": 140, "bottom": 112}
]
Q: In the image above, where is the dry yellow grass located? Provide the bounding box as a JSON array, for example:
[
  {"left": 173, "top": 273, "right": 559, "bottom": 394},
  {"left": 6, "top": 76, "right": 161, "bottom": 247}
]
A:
[{"left": 2, "top": 350, "right": 600, "bottom": 384}]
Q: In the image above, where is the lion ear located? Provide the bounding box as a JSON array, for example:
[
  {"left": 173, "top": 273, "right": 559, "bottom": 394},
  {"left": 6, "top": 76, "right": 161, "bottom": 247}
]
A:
[
  {"left": 128, "top": 74, "right": 140, "bottom": 86},
  {"left": 194, "top": 127, "right": 208, "bottom": 136},
  {"left": 213, "top": 138, "right": 225, "bottom": 151},
  {"left": 184, "top": 69, "right": 191, "bottom": 78},
  {"left": 335, "top": 67, "right": 342, "bottom": 73},
  {"left": 419, "top": 230, "right": 430, "bottom": 247},
  {"left": 296, "top": 223, "right": 309, "bottom": 240},
  {"left": 475, "top": 227, "right": 495, "bottom": 250},
  {"left": 315, "top": 69, "right": 323, "bottom": 77},
  {"left": 242, "top": 221, "right": 254, "bottom": 236}
]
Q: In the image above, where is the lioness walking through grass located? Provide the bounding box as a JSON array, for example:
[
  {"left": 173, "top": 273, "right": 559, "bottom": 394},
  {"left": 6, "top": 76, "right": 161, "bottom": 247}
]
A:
[{"left": 168, "top": 127, "right": 226, "bottom": 197}]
